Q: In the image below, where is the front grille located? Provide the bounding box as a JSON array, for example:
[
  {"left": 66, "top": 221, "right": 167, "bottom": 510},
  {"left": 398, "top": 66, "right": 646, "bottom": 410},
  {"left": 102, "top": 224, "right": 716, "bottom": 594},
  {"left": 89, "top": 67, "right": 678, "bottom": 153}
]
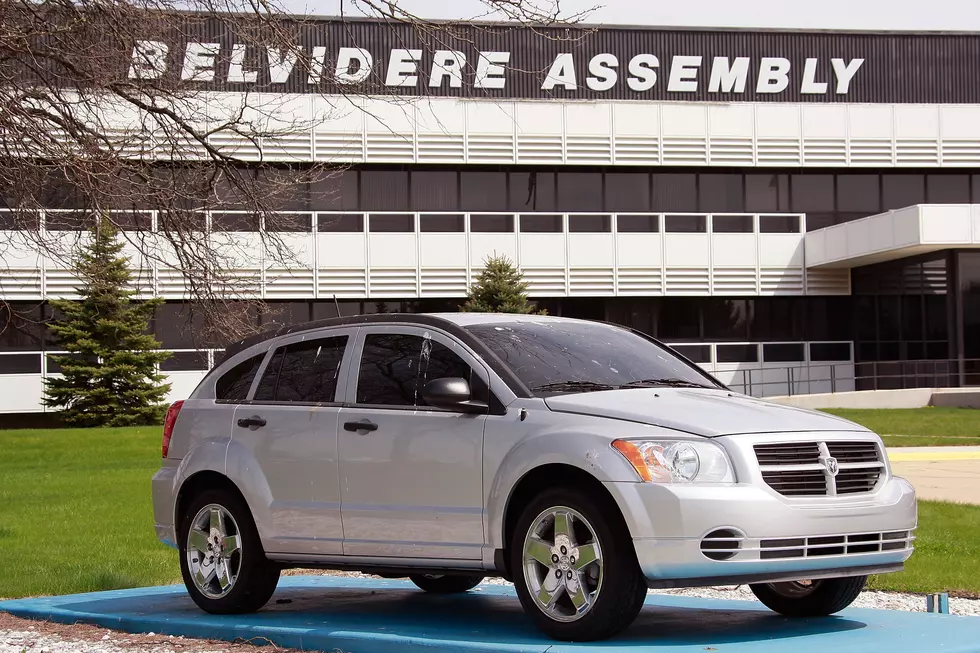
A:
[
  {"left": 754, "top": 440, "right": 885, "bottom": 497},
  {"left": 761, "top": 531, "right": 913, "bottom": 560}
]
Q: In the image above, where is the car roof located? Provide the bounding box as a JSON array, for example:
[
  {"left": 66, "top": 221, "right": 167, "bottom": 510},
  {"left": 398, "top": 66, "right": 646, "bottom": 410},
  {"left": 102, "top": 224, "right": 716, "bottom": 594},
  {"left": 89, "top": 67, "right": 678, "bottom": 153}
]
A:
[{"left": 215, "top": 312, "right": 591, "bottom": 368}]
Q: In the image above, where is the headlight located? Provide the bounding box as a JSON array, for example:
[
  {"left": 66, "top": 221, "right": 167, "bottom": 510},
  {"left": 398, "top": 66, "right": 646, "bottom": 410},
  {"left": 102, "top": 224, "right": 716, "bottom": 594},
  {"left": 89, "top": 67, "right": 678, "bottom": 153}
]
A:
[{"left": 612, "top": 439, "right": 735, "bottom": 484}]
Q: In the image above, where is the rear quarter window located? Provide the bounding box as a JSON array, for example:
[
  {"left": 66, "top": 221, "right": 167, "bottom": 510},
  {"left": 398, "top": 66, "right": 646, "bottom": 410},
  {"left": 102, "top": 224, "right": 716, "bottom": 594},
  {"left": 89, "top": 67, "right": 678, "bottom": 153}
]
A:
[{"left": 215, "top": 353, "right": 265, "bottom": 401}]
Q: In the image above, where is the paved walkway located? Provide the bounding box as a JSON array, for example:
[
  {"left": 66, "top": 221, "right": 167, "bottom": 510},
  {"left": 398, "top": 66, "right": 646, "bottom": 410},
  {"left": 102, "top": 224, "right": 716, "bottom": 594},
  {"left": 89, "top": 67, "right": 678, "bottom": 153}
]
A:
[{"left": 888, "top": 447, "right": 980, "bottom": 505}]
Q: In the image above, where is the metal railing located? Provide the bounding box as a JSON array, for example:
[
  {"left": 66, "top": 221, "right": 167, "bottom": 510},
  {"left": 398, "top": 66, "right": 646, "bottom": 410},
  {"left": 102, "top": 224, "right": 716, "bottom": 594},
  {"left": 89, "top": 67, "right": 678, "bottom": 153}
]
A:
[{"left": 731, "top": 358, "right": 980, "bottom": 398}]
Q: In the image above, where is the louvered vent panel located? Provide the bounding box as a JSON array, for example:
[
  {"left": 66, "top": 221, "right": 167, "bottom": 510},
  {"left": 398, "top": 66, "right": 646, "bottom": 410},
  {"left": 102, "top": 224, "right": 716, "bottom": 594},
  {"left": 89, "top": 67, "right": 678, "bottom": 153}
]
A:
[
  {"left": 369, "top": 269, "right": 418, "bottom": 296},
  {"left": 709, "top": 138, "right": 753, "bottom": 165},
  {"left": 127, "top": 270, "right": 155, "bottom": 299},
  {"left": 44, "top": 269, "right": 81, "bottom": 299},
  {"left": 318, "top": 269, "right": 367, "bottom": 297},
  {"left": 314, "top": 133, "right": 363, "bottom": 161},
  {"left": 761, "top": 268, "right": 805, "bottom": 295},
  {"left": 569, "top": 268, "right": 615, "bottom": 295},
  {"left": 664, "top": 268, "right": 710, "bottom": 294},
  {"left": 157, "top": 269, "right": 191, "bottom": 299},
  {"left": 365, "top": 134, "right": 415, "bottom": 162},
  {"left": 662, "top": 138, "right": 708, "bottom": 165},
  {"left": 922, "top": 261, "right": 949, "bottom": 294},
  {"left": 208, "top": 132, "right": 262, "bottom": 161},
  {"left": 803, "top": 139, "right": 847, "bottom": 166},
  {"left": 941, "top": 140, "right": 980, "bottom": 165},
  {"left": 417, "top": 134, "right": 465, "bottom": 163},
  {"left": 215, "top": 269, "right": 261, "bottom": 297},
  {"left": 262, "top": 134, "right": 312, "bottom": 161},
  {"left": 713, "top": 268, "right": 758, "bottom": 295},
  {"left": 265, "top": 269, "right": 315, "bottom": 298},
  {"left": 757, "top": 139, "right": 801, "bottom": 166},
  {"left": 806, "top": 269, "right": 851, "bottom": 295},
  {"left": 616, "top": 268, "right": 663, "bottom": 295},
  {"left": 613, "top": 136, "right": 660, "bottom": 164},
  {"left": 105, "top": 128, "right": 155, "bottom": 159},
  {"left": 420, "top": 268, "right": 468, "bottom": 296},
  {"left": 467, "top": 134, "right": 515, "bottom": 163},
  {"left": 566, "top": 136, "right": 612, "bottom": 164},
  {"left": 516, "top": 135, "right": 564, "bottom": 163},
  {"left": 159, "top": 133, "right": 207, "bottom": 160},
  {"left": 523, "top": 268, "right": 566, "bottom": 295},
  {"left": 0, "top": 269, "right": 42, "bottom": 299},
  {"left": 850, "top": 139, "right": 893, "bottom": 166},
  {"left": 896, "top": 139, "right": 939, "bottom": 166}
]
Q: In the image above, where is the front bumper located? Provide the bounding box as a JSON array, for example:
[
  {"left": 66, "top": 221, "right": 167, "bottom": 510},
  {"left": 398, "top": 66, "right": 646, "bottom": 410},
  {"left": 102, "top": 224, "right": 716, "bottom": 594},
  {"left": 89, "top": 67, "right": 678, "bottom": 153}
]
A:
[{"left": 603, "top": 473, "right": 917, "bottom": 587}]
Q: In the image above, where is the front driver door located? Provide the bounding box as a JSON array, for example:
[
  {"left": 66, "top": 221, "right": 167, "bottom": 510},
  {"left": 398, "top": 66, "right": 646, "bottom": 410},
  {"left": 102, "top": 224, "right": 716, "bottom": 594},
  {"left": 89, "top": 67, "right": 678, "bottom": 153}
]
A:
[{"left": 338, "top": 325, "right": 489, "bottom": 560}]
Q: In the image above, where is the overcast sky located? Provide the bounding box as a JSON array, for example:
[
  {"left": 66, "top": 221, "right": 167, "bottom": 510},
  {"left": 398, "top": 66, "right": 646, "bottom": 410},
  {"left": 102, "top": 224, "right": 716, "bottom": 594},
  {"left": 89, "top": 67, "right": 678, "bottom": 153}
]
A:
[{"left": 291, "top": 0, "right": 980, "bottom": 31}]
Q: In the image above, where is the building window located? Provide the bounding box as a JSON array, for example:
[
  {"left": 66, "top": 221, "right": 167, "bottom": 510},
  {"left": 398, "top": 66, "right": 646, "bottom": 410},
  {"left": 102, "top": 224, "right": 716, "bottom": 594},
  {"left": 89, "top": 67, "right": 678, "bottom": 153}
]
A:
[
  {"left": 670, "top": 344, "right": 710, "bottom": 363},
  {"left": 699, "top": 174, "right": 744, "bottom": 213},
  {"left": 568, "top": 214, "right": 610, "bottom": 233},
  {"left": 470, "top": 214, "right": 514, "bottom": 233},
  {"left": 369, "top": 214, "right": 414, "bottom": 232},
  {"left": 763, "top": 343, "right": 805, "bottom": 363},
  {"left": 716, "top": 344, "right": 759, "bottom": 363},
  {"left": 510, "top": 172, "right": 556, "bottom": 211},
  {"left": 605, "top": 173, "right": 650, "bottom": 212},
  {"left": 711, "top": 215, "right": 753, "bottom": 233},
  {"left": 318, "top": 213, "right": 363, "bottom": 232},
  {"left": 312, "top": 171, "right": 359, "bottom": 211},
  {"left": 361, "top": 170, "right": 409, "bottom": 210},
  {"left": 837, "top": 174, "right": 880, "bottom": 216},
  {"left": 557, "top": 172, "right": 603, "bottom": 212},
  {"left": 460, "top": 172, "right": 507, "bottom": 211},
  {"left": 0, "top": 353, "right": 42, "bottom": 374},
  {"left": 664, "top": 214, "right": 706, "bottom": 233},
  {"left": 616, "top": 214, "right": 659, "bottom": 233},
  {"left": 703, "top": 299, "right": 751, "bottom": 341},
  {"left": 657, "top": 298, "right": 700, "bottom": 341},
  {"left": 411, "top": 171, "right": 458, "bottom": 211},
  {"left": 882, "top": 174, "right": 925, "bottom": 210},
  {"left": 520, "top": 214, "right": 562, "bottom": 233},
  {"left": 745, "top": 174, "right": 789, "bottom": 212},
  {"left": 927, "top": 174, "right": 970, "bottom": 203},
  {"left": 652, "top": 174, "right": 697, "bottom": 212},
  {"left": 810, "top": 342, "right": 852, "bottom": 362},
  {"left": 0, "top": 303, "right": 45, "bottom": 351},
  {"left": 160, "top": 351, "right": 210, "bottom": 372},
  {"left": 419, "top": 214, "right": 464, "bottom": 232},
  {"left": 759, "top": 215, "right": 800, "bottom": 233}
]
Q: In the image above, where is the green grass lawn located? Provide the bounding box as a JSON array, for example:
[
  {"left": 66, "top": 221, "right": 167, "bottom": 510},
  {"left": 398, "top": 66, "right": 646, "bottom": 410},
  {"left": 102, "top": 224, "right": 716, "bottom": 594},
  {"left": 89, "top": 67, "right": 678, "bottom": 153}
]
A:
[
  {"left": 0, "top": 427, "right": 179, "bottom": 598},
  {"left": 0, "top": 426, "right": 978, "bottom": 598},
  {"left": 822, "top": 407, "right": 980, "bottom": 446}
]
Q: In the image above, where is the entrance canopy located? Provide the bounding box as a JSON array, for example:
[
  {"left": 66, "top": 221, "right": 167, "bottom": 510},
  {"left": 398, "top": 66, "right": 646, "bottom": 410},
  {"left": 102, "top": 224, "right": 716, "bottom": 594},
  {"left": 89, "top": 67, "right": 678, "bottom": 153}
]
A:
[{"left": 806, "top": 204, "right": 980, "bottom": 268}]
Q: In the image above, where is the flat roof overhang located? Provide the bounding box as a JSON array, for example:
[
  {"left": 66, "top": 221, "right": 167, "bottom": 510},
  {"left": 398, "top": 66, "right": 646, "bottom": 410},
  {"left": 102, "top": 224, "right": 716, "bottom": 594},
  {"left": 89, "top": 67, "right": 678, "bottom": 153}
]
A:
[{"left": 805, "top": 204, "right": 980, "bottom": 269}]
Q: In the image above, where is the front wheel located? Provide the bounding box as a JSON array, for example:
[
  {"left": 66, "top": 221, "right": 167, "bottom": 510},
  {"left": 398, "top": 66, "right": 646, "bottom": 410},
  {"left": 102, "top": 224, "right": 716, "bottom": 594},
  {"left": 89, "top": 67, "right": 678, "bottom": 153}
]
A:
[
  {"left": 409, "top": 574, "right": 484, "bottom": 594},
  {"left": 750, "top": 576, "right": 867, "bottom": 617},
  {"left": 178, "top": 488, "right": 280, "bottom": 614},
  {"left": 510, "top": 487, "right": 647, "bottom": 641}
]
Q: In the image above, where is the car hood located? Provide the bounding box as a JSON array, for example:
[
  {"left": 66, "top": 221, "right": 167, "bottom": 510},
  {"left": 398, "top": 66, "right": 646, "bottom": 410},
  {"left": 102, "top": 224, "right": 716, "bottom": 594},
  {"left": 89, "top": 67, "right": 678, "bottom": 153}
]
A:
[{"left": 543, "top": 387, "right": 869, "bottom": 437}]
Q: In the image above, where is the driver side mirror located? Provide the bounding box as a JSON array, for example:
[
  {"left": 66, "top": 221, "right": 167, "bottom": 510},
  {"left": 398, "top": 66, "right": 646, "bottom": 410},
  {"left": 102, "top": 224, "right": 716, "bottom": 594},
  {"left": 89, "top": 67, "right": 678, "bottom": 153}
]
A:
[{"left": 421, "top": 377, "right": 488, "bottom": 414}]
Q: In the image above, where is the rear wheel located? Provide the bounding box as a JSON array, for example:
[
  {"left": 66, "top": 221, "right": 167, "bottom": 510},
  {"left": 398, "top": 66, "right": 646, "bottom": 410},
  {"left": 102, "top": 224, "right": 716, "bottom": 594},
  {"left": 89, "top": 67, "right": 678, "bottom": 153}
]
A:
[
  {"left": 409, "top": 574, "right": 484, "bottom": 594},
  {"left": 178, "top": 488, "right": 280, "bottom": 614},
  {"left": 510, "top": 487, "right": 647, "bottom": 641},
  {"left": 750, "top": 576, "right": 867, "bottom": 617}
]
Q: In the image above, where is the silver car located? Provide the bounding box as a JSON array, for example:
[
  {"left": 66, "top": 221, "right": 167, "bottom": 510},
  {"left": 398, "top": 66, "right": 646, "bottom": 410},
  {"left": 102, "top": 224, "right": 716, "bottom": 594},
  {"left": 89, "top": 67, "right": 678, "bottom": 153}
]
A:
[{"left": 152, "top": 313, "right": 916, "bottom": 641}]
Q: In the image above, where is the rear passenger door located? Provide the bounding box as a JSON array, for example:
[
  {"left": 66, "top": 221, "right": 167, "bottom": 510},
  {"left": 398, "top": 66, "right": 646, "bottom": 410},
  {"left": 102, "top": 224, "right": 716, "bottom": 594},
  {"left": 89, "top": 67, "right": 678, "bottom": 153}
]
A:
[{"left": 231, "top": 329, "right": 355, "bottom": 556}]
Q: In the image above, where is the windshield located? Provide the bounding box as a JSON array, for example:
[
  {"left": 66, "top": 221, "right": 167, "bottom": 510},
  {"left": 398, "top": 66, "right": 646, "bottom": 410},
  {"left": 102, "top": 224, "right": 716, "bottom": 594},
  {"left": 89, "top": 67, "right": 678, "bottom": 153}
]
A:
[{"left": 464, "top": 320, "right": 722, "bottom": 395}]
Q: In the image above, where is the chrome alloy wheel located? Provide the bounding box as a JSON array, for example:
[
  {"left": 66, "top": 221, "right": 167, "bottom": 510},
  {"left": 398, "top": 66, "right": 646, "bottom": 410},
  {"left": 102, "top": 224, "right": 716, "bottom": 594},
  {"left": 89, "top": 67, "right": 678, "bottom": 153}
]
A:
[
  {"left": 185, "top": 504, "right": 243, "bottom": 599},
  {"left": 522, "top": 506, "right": 603, "bottom": 623}
]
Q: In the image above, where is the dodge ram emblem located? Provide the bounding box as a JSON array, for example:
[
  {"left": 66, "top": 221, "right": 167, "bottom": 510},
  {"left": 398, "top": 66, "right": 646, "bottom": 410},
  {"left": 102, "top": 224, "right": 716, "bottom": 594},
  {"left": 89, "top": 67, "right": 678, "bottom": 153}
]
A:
[{"left": 824, "top": 457, "right": 840, "bottom": 476}]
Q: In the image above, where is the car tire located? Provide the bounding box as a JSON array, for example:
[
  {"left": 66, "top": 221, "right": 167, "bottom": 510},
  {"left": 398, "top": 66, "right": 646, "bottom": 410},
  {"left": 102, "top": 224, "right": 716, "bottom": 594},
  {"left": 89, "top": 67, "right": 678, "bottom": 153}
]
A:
[
  {"left": 749, "top": 576, "right": 867, "bottom": 617},
  {"left": 510, "top": 487, "right": 647, "bottom": 641},
  {"left": 409, "top": 574, "right": 484, "bottom": 594},
  {"left": 178, "top": 487, "right": 280, "bottom": 614}
]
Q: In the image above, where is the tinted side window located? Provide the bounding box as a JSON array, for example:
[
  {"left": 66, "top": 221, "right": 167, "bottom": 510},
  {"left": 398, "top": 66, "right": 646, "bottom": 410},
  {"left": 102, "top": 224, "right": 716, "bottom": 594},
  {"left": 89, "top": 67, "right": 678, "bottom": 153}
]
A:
[
  {"left": 215, "top": 354, "right": 265, "bottom": 401},
  {"left": 254, "top": 336, "right": 348, "bottom": 403},
  {"left": 356, "top": 334, "right": 473, "bottom": 407}
]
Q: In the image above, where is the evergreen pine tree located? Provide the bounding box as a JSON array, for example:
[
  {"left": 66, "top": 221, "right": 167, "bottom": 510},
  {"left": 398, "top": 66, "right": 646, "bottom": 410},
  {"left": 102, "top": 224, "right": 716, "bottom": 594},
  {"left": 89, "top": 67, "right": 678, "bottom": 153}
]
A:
[
  {"left": 43, "top": 216, "right": 172, "bottom": 426},
  {"left": 460, "top": 255, "right": 545, "bottom": 314}
]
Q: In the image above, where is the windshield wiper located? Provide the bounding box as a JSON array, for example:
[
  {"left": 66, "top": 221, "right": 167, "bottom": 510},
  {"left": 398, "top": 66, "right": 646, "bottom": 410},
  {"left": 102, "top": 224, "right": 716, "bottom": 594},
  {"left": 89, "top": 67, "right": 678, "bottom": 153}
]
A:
[
  {"left": 531, "top": 381, "right": 617, "bottom": 393},
  {"left": 619, "top": 378, "right": 712, "bottom": 389}
]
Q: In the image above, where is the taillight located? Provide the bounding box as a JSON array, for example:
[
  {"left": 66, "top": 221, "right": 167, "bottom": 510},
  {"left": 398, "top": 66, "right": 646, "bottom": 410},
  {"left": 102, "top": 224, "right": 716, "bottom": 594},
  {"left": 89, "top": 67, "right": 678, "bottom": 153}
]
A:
[{"left": 162, "top": 400, "right": 184, "bottom": 458}]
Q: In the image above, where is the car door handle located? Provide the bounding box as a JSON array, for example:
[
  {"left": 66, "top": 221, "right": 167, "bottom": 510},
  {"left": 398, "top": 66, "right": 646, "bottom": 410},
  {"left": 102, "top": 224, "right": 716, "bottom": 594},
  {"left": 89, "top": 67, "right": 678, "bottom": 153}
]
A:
[
  {"left": 344, "top": 419, "right": 378, "bottom": 433},
  {"left": 237, "top": 416, "right": 267, "bottom": 429}
]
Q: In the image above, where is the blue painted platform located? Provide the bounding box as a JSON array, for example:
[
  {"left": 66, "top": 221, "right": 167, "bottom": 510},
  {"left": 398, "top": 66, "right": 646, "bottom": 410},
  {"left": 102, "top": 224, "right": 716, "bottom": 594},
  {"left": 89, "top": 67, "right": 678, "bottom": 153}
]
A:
[{"left": 2, "top": 576, "right": 979, "bottom": 652}]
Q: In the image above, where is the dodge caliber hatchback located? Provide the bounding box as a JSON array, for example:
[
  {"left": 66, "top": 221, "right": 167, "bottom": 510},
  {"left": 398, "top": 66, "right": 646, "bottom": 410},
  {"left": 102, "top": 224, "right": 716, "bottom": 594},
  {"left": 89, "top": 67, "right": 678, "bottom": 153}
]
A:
[{"left": 153, "top": 313, "right": 916, "bottom": 641}]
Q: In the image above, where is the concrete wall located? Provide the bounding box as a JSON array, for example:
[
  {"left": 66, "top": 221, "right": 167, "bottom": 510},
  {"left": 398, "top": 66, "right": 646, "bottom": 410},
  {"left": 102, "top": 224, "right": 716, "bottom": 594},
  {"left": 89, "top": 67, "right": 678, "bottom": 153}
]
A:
[{"left": 768, "top": 387, "right": 980, "bottom": 409}]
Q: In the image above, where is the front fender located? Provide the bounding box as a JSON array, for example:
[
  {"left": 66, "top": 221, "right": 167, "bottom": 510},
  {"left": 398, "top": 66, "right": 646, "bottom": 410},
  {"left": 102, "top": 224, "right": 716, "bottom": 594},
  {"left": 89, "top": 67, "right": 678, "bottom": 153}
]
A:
[{"left": 484, "top": 426, "right": 642, "bottom": 550}]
